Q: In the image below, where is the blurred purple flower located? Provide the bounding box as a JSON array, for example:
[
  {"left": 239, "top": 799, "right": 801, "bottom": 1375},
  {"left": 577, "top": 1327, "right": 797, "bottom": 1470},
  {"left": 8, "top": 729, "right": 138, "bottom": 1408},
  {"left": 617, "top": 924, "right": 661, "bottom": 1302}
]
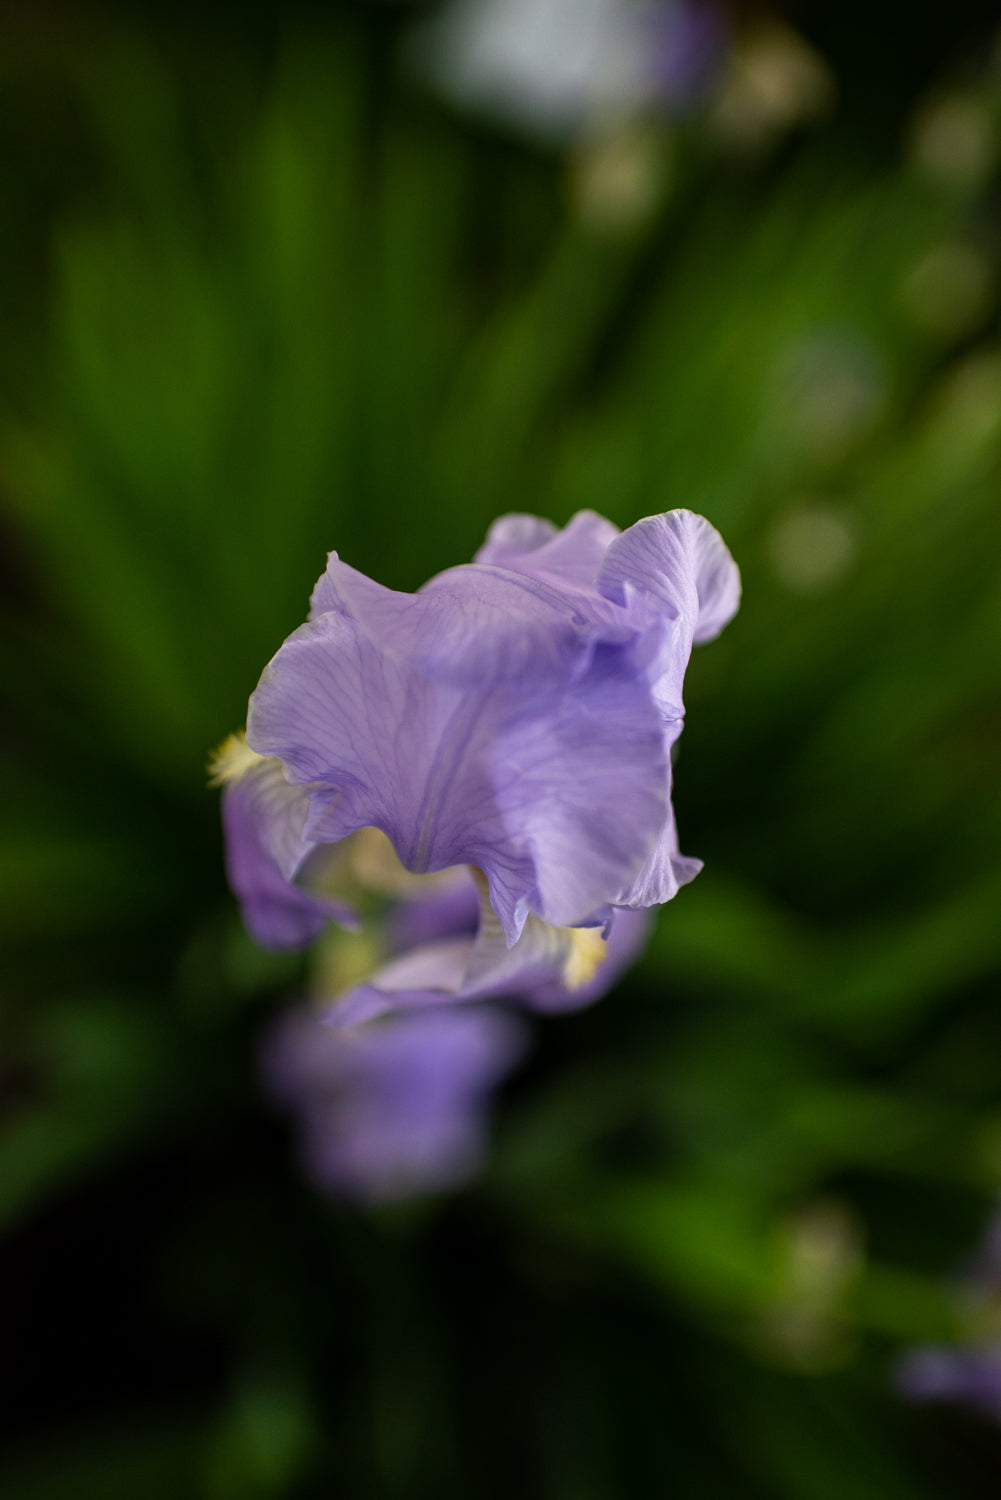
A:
[
  {"left": 897, "top": 1346, "right": 1001, "bottom": 1420},
  {"left": 263, "top": 864, "right": 650, "bottom": 1203},
  {"left": 895, "top": 1205, "right": 1001, "bottom": 1423},
  {"left": 216, "top": 506, "right": 738, "bottom": 1199},
  {"left": 265, "top": 1003, "right": 527, "bottom": 1203},
  {"left": 646, "top": 0, "right": 728, "bottom": 111}
]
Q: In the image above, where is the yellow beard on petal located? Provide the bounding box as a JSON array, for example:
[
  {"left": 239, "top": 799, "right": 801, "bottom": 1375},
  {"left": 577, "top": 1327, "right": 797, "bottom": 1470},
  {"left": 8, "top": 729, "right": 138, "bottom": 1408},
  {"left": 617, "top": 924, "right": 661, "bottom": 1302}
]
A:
[
  {"left": 561, "top": 926, "right": 609, "bottom": 991},
  {"left": 470, "top": 868, "right": 609, "bottom": 992},
  {"left": 207, "top": 730, "right": 268, "bottom": 786}
]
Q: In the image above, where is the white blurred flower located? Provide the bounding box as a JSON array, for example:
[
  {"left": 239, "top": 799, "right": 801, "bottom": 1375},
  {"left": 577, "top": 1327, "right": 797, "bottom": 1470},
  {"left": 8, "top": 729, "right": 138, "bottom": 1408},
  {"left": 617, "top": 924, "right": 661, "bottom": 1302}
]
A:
[{"left": 411, "top": 0, "right": 726, "bottom": 142}]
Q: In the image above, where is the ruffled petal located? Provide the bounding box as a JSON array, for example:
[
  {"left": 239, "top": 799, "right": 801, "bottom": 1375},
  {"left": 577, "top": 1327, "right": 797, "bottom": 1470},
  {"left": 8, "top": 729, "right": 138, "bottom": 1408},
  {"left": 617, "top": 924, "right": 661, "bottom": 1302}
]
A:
[
  {"left": 598, "top": 509, "right": 740, "bottom": 642},
  {"left": 474, "top": 508, "right": 620, "bottom": 591},
  {"left": 247, "top": 562, "right": 667, "bottom": 942},
  {"left": 310, "top": 551, "right": 621, "bottom": 680},
  {"left": 597, "top": 509, "right": 740, "bottom": 713},
  {"left": 612, "top": 770, "right": 703, "bottom": 908},
  {"left": 593, "top": 511, "right": 739, "bottom": 906},
  {"left": 473, "top": 513, "right": 557, "bottom": 562}
]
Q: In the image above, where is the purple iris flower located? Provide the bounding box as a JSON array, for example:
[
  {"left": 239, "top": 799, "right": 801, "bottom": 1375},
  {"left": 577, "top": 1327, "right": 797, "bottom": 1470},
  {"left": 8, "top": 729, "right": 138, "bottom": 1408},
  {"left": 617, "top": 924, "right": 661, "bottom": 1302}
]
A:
[
  {"left": 229, "top": 509, "right": 737, "bottom": 979},
  {"left": 217, "top": 507, "right": 738, "bottom": 1198},
  {"left": 265, "top": 1002, "right": 527, "bottom": 1203}
]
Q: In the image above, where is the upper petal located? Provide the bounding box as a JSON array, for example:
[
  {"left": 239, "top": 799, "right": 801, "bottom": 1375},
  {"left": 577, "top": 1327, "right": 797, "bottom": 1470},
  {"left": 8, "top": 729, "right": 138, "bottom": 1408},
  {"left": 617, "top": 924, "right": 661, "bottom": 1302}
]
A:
[
  {"left": 598, "top": 509, "right": 740, "bottom": 641},
  {"left": 597, "top": 509, "right": 740, "bottom": 712},
  {"left": 473, "top": 513, "right": 557, "bottom": 561},
  {"left": 474, "top": 508, "right": 621, "bottom": 591},
  {"left": 311, "top": 551, "right": 618, "bottom": 682},
  {"left": 247, "top": 562, "right": 667, "bottom": 942},
  {"left": 487, "top": 638, "right": 666, "bottom": 930}
]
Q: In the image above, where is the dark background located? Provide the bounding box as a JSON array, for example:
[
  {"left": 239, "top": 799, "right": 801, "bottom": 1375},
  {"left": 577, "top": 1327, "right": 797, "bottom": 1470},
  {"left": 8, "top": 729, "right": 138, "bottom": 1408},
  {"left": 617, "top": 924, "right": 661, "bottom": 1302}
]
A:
[{"left": 3, "top": 1, "right": 1001, "bottom": 1494}]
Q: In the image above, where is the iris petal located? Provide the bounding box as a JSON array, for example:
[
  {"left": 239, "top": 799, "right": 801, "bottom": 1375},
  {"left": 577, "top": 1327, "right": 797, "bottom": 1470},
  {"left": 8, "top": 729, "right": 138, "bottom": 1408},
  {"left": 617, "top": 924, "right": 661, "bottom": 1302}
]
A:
[
  {"left": 327, "top": 875, "right": 649, "bottom": 1026},
  {"left": 474, "top": 507, "right": 620, "bottom": 591},
  {"left": 265, "top": 1003, "right": 527, "bottom": 1202},
  {"left": 596, "top": 510, "right": 740, "bottom": 906},
  {"left": 248, "top": 561, "right": 667, "bottom": 941},
  {"left": 220, "top": 758, "right": 352, "bottom": 949},
  {"left": 239, "top": 508, "right": 736, "bottom": 950},
  {"left": 598, "top": 508, "right": 741, "bottom": 710}
]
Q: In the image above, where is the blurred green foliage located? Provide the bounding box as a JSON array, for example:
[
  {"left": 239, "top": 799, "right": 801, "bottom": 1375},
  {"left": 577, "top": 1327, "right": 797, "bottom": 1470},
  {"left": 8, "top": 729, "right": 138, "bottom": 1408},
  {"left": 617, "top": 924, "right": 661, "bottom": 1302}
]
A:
[{"left": 3, "top": 7, "right": 1001, "bottom": 1497}]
